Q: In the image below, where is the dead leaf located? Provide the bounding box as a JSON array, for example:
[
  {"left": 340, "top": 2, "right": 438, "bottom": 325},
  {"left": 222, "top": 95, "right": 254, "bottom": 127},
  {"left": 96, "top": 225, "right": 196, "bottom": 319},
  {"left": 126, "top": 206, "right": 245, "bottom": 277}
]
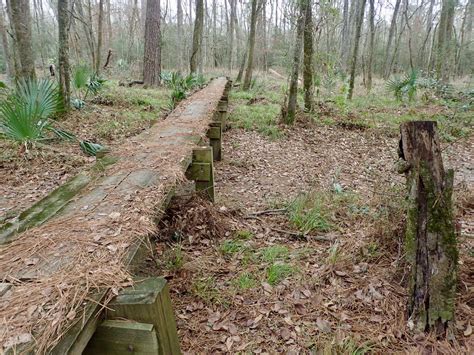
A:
[
  {"left": 464, "top": 323, "right": 472, "bottom": 337},
  {"left": 316, "top": 318, "right": 332, "bottom": 333},
  {"left": 262, "top": 282, "right": 273, "bottom": 293},
  {"left": 280, "top": 327, "right": 291, "bottom": 340}
]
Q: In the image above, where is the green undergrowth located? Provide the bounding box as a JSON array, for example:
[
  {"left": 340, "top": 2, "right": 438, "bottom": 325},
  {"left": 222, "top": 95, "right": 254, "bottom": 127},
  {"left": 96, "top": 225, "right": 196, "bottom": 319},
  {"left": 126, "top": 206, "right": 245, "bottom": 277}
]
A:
[
  {"left": 100, "top": 81, "right": 170, "bottom": 109},
  {"left": 266, "top": 263, "right": 296, "bottom": 285},
  {"left": 89, "top": 82, "right": 170, "bottom": 140},
  {"left": 315, "top": 91, "right": 472, "bottom": 142},
  {"left": 287, "top": 189, "right": 366, "bottom": 234},
  {"left": 230, "top": 79, "right": 285, "bottom": 139},
  {"left": 230, "top": 102, "right": 282, "bottom": 139}
]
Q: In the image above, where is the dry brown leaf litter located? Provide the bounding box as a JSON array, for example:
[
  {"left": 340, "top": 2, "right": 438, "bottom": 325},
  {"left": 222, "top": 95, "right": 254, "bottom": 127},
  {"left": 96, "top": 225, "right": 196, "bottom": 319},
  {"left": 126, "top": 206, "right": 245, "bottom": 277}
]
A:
[{"left": 154, "top": 122, "right": 473, "bottom": 353}]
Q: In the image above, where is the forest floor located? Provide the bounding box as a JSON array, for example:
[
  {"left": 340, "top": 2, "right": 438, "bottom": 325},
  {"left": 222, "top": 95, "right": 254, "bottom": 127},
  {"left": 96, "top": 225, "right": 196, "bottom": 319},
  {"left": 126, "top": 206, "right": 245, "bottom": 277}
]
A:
[
  {"left": 0, "top": 74, "right": 472, "bottom": 353},
  {"left": 0, "top": 82, "right": 170, "bottom": 223},
  {"left": 153, "top": 76, "right": 473, "bottom": 353}
]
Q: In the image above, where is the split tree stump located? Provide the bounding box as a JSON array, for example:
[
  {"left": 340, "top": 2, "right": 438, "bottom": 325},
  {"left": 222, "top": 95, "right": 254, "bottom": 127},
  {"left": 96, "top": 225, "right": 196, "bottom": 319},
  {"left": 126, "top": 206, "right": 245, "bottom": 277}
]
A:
[{"left": 399, "top": 121, "right": 458, "bottom": 334}]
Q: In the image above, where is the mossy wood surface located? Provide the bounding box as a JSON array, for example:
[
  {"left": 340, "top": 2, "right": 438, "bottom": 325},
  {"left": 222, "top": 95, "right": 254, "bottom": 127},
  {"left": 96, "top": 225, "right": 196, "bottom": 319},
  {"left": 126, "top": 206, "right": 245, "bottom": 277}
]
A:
[
  {"left": 400, "top": 121, "right": 458, "bottom": 334},
  {"left": 83, "top": 320, "right": 159, "bottom": 354},
  {"left": 188, "top": 146, "right": 215, "bottom": 202},
  {"left": 207, "top": 122, "right": 222, "bottom": 161},
  {"left": 107, "top": 278, "right": 180, "bottom": 355}
]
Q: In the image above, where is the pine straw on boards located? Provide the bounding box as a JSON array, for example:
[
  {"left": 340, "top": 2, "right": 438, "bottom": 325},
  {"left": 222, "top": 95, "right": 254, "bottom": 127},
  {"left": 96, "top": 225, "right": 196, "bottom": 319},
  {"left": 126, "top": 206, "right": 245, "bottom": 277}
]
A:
[{"left": 0, "top": 78, "right": 228, "bottom": 353}]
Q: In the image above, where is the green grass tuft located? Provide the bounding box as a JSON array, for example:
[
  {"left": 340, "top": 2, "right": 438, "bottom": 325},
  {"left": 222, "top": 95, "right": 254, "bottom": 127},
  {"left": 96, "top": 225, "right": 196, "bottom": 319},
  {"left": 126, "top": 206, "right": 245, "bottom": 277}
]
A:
[
  {"left": 220, "top": 239, "right": 247, "bottom": 256},
  {"left": 266, "top": 263, "right": 295, "bottom": 285},
  {"left": 260, "top": 245, "right": 289, "bottom": 263},
  {"left": 233, "top": 272, "right": 258, "bottom": 290}
]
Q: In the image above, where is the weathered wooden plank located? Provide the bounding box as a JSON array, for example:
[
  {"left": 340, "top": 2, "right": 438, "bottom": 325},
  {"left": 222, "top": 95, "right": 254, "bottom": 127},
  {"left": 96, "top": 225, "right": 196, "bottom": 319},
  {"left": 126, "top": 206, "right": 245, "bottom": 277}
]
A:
[
  {"left": 0, "top": 173, "right": 91, "bottom": 244},
  {"left": 189, "top": 147, "right": 215, "bottom": 202},
  {"left": 107, "top": 278, "right": 180, "bottom": 355},
  {"left": 83, "top": 320, "right": 159, "bottom": 355},
  {"left": 207, "top": 122, "right": 222, "bottom": 161},
  {"left": 2, "top": 78, "right": 229, "bottom": 354}
]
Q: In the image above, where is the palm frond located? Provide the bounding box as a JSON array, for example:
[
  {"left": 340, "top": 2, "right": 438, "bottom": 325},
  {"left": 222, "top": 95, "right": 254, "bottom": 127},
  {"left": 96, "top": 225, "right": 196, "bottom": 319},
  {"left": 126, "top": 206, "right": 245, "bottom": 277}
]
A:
[
  {"left": 80, "top": 140, "right": 105, "bottom": 156},
  {"left": 15, "top": 78, "right": 62, "bottom": 118},
  {"left": 73, "top": 65, "right": 91, "bottom": 90}
]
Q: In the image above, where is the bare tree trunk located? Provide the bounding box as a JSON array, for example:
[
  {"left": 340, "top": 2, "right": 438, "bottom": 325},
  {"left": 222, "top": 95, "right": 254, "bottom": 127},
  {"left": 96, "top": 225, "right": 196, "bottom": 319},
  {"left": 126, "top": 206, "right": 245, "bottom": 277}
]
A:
[
  {"left": 403, "top": 0, "right": 414, "bottom": 71},
  {"left": 282, "top": 0, "right": 306, "bottom": 124},
  {"left": 383, "top": 0, "right": 402, "bottom": 79},
  {"left": 348, "top": 0, "right": 367, "bottom": 100},
  {"left": 143, "top": 0, "right": 161, "bottom": 86},
  {"left": 420, "top": 0, "right": 435, "bottom": 70},
  {"left": 127, "top": 0, "right": 139, "bottom": 63},
  {"left": 95, "top": 0, "right": 104, "bottom": 73},
  {"left": 58, "top": 0, "right": 71, "bottom": 110},
  {"left": 455, "top": 0, "right": 472, "bottom": 76},
  {"left": 106, "top": 0, "right": 112, "bottom": 51},
  {"left": 212, "top": 0, "right": 217, "bottom": 67},
  {"left": 32, "top": 0, "right": 45, "bottom": 67},
  {"left": 242, "top": 0, "right": 258, "bottom": 90},
  {"left": 75, "top": 0, "right": 96, "bottom": 69},
  {"left": 236, "top": 47, "right": 247, "bottom": 83},
  {"left": 190, "top": 0, "right": 204, "bottom": 74},
  {"left": 228, "top": 0, "right": 236, "bottom": 71},
  {"left": 177, "top": 0, "right": 183, "bottom": 70},
  {"left": 8, "top": 0, "right": 35, "bottom": 79},
  {"left": 367, "top": 0, "right": 375, "bottom": 91},
  {"left": 0, "top": 4, "right": 13, "bottom": 79},
  {"left": 399, "top": 121, "right": 458, "bottom": 335},
  {"left": 436, "top": 0, "right": 455, "bottom": 82},
  {"left": 340, "top": 0, "right": 350, "bottom": 72},
  {"left": 303, "top": 0, "right": 313, "bottom": 112}
]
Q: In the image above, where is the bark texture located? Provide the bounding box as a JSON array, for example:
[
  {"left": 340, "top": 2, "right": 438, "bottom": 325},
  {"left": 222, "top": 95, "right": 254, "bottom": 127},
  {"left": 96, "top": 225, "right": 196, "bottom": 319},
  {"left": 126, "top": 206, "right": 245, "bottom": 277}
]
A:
[
  {"left": 58, "top": 0, "right": 71, "bottom": 109},
  {"left": 8, "top": 0, "right": 35, "bottom": 79},
  {"left": 0, "top": 4, "right": 13, "bottom": 79},
  {"left": 367, "top": 0, "right": 375, "bottom": 91},
  {"left": 143, "top": 0, "right": 161, "bottom": 86},
  {"left": 400, "top": 121, "right": 458, "bottom": 334},
  {"left": 282, "top": 0, "right": 306, "bottom": 124},
  {"left": 383, "top": 0, "right": 402, "bottom": 79},
  {"left": 96, "top": 0, "right": 104, "bottom": 72},
  {"left": 190, "top": 0, "right": 204, "bottom": 74},
  {"left": 242, "top": 0, "right": 259, "bottom": 90},
  {"left": 348, "top": 0, "right": 367, "bottom": 100},
  {"left": 303, "top": 0, "right": 313, "bottom": 112},
  {"left": 436, "top": 0, "right": 456, "bottom": 82}
]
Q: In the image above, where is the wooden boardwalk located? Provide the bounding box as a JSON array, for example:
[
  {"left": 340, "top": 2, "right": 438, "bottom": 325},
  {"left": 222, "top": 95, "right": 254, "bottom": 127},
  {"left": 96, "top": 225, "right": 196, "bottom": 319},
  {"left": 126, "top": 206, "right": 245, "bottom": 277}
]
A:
[{"left": 0, "top": 77, "right": 230, "bottom": 353}]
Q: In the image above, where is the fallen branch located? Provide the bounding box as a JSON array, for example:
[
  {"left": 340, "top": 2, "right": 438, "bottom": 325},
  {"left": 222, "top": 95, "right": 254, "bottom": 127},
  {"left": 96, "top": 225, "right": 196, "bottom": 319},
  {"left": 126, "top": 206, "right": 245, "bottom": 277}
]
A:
[
  {"left": 271, "top": 228, "right": 335, "bottom": 242},
  {"left": 247, "top": 208, "right": 287, "bottom": 217}
]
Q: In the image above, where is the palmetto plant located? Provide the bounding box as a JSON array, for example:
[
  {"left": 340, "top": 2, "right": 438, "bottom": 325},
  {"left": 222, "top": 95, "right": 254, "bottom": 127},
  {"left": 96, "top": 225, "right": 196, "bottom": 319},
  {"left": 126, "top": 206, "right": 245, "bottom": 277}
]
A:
[
  {"left": 72, "top": 65, "right": 106, "bottom": 108},
  {"left": 0, "top": 78, "right": 104, "bottom": 156},
  {"left": 386, "top": 70, "right": 419, "bottom": 102},
  {"left": 0, "top": 79, "right": 60, "bottom": 145},
  {"left": 161, "top": 71, "right": 207, "bottom": 109}
]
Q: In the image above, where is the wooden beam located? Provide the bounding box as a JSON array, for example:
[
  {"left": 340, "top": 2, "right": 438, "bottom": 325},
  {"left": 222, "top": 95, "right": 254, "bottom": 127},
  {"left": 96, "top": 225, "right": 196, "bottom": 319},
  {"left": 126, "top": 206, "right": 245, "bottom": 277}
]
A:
[
  {"left": 186, "top": 147, "right": 215, "bottom": 202},
  {"left": 83, "top": 320, "right": 159, "bottom": 355},
  {"left": 107, "top": 278, "right": 181, "bottom": 355},
  {"left": 207, "top": 122, "right": 222, "bottom": 161}
]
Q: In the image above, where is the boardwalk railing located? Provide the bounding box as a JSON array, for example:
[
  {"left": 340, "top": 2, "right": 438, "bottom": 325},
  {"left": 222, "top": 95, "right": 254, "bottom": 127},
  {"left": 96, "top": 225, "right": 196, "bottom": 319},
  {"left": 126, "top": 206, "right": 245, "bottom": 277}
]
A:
[{"left": 0, "top": 78, "right": 231, "bottom": 354}]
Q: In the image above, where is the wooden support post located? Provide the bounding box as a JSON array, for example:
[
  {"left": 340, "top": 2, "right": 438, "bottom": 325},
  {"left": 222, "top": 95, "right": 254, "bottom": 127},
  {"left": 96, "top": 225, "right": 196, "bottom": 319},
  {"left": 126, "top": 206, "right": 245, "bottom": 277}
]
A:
[
  {"left": 207, "top": 121, "right": 222, "bottom": 161},
  {"left": 186, "top": 146, "right": 215, "bottom": 202},
  {"left": 399, "top": 121, "right": 458, "bottom": 335},
  {"left": 217, "top": 100, "right": 228, "bottom": 130},
  {"left": 106, "top": 278, "right": 181, "bottom": 355},
  {"left": 84, "top": 320, "right": 159, "bottom": 354}
]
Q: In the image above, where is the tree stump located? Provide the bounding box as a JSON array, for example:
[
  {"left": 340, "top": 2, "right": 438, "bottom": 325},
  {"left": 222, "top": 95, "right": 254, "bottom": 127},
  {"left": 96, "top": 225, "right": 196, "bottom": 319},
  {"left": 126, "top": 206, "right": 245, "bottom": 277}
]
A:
[{"left": 399, "top": 121, "right": 458, "bottom": 335}]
